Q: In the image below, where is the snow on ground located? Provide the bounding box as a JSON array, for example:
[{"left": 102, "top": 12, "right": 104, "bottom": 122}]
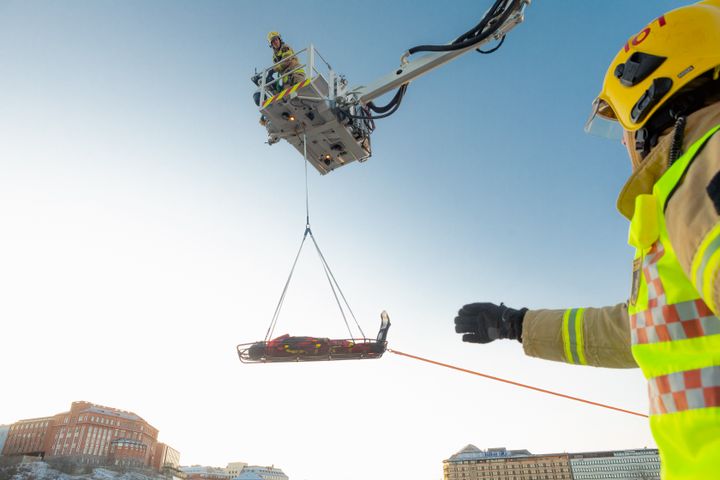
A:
[{"left": 8, "top": 462, "right": 165, "bottom": 480}]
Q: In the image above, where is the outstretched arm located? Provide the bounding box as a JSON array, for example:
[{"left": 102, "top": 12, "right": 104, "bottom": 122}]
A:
[
  {"left": 522, "top": 303, "right": 636, "bottom": 368},
  {"left": 454, "top": 302, "right": 637, "bottom": 368}
]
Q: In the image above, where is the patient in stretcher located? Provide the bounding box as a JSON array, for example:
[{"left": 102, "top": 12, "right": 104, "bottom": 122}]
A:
[{"left": 248, "top": 311, "right": 390, "bottom": 361}]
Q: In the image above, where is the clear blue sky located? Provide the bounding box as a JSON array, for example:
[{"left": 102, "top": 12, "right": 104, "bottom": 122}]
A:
[{"left": 0, "top": 1, "right": 689, "bottom": 480}]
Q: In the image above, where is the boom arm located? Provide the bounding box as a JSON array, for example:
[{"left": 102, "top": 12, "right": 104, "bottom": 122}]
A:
[{"left": 345, "top": 0, "right": 529, "bottom": 107}]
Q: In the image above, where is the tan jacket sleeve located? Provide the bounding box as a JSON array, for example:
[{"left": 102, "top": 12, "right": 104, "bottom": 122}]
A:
[
  {"left": 665, "top": 124, "right": 720, "bottom": 314},
  {"left": 522, "top": 303, "right": 637, "bottom": 368}
]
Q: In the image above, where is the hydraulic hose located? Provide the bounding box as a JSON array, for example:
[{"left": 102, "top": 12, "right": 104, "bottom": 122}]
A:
[
  {"left": 408, "top": 0, "right": 519, "bottom": 55},
  {"left": 368, "top": 85, "right": 408, "bottom": 114},
  {"left": 477, "top": 35, "right": 505, "bottom": 54},
  {"left": 345, "top": 0, "right": 518, "bottom": 121},
  {"left": 342, "top": 85, "right": 408, "bottom": 120}
]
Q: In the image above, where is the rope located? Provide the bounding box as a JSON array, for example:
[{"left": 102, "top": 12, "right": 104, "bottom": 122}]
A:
[
  {"left": 388, "top": 349, "right": 648, "bottom": 418},
  {"left": 265, "top": 232, "right": 309, "bottom": 341},
  {"left": 299, "top": 132, "right": 365, "bottom": 339},
  {"left": 265, "top": 135, "right": 312, "bottom": 341},
  {"left": 309, "top": 231, "right": 356, "bottom": 340},
  {"left": 263, "top": 132, "right": 366, "bottom": 341},
  {"left": 304, "top": 135, "right": 310, "bottom": 227},
  {"left": 307, "top": 231, "right": 366, "bottom": 339}
]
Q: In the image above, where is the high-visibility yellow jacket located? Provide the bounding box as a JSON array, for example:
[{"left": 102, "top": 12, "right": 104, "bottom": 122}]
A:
[
  {"left": 272, "top": 43, "right": 304, "bottom": 79},
  {"left": 522, "top": 102, "right": 720, "bottom": 479}
]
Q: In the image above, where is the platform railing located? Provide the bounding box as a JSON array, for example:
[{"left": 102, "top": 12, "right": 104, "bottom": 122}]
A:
[{"left": 254, "top": 44, "right": 335, "bottom": 109}]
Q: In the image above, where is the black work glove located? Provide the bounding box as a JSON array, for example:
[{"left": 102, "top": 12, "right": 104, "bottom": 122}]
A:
[{"left": 454, "top": 302, "right": 528, "bottom": 344}]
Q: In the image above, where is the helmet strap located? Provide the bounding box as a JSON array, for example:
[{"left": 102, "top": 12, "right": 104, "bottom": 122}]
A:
[
  {"left": 634, "top": 90, "right": 703, "bottom": 157},
  {"left": 633, "top": 69, "right": 720, "bottom": 157}
]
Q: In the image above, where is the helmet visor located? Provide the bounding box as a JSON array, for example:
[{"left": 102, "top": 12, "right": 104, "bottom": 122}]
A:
[{"left": 584, "top": 98, "right": 624, "bottom": 140}]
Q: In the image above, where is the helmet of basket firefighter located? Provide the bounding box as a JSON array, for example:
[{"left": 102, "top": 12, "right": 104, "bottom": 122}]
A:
[
  {"left": 585, "top": 1, "right": 720, "bottom": 145},
  {"left": 267, "top": 31, "right": 281, "bottom": 46}
]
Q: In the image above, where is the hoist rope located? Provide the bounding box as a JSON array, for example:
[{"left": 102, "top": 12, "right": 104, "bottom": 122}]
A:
[
  {"left": 310, "top": 231, "right": 356, "bottom": 340},
  {"left": 264, "top": 134, "right": 367, "bottom": 342},
  {"left": 388, "top": 349, "right": 648, "bottom": 418},
  {"left": 264, "top": 135, "right": 312, "bottom": 341},
  {"left": 304, "top": 135, "right": 310, "bottom": 227},
  {"left": 265, "top": 233, "right": 308, "bottom": 341},
  {"left": 308, "top": 230, "right": 366, "bottom": 340}
]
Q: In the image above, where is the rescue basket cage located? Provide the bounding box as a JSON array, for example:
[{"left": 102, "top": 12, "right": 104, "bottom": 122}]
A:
[
  {"left": 252, "top": 44, "right": 375, "bottom": 175},
  {"left": 236, "top": 312, "right": 391, "bottom": 364}
]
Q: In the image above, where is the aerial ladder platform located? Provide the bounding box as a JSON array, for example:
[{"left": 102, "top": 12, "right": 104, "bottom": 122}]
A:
[{"left": 252, "top": 0, "right": 530, "bottom": 174}]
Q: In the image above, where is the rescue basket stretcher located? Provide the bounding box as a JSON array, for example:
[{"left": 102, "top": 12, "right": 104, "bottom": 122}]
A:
[{"left": 237, "top": 311, "right": 391, "bottom": 364}]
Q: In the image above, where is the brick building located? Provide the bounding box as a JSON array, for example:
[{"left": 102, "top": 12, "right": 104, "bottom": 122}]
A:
[
  {"left": 0, "top": 425, "right": 11, "bottom": 455},
  {"left": 108, "top": 438, "right": 147, "bottom": 468},
  {"left": 154, "top": 443, "right": 182, "bottom": 471},
  {"left": 1, "top": 401, "right": 179, "bottom": 470},
  {"left": 2, "top": 417, "right": 53, "bottom": 457}
]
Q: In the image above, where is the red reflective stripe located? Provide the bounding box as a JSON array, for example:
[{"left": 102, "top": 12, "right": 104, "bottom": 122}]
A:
[
  {"left": 631, "top": 241, "right": 720, "bottom": 344},
  {"left": 696, "top": 299, "right": 713, "bottom": 317},
  {"left": 683, "top": 319, "right": 704, "bottom": 338},
  {"left": 656, "top": 324, "right": 671, "bottom": 342},
  {"left": 673, "top": 391, "right": 689, "bottom": 411},
  {"left": 705, "top": 386, "right": 720, "bottom": 407},
  {"left": 685, "top": 370, "right": 702, "bottom": 389},
  {"left": 663, "top": 305, "right": 680, "bottom": 323},
  {"left": 656, "top": 376, "right": 672, "bottom": 394},
  {"left": 649, "top": 366, "right": 720, "bottom": 414},
  {"left": 263, "top": 95, "right": 276, "bottom": 107},
  {"left": 645, "top": 308, "right": 656, "bottom": 325}
]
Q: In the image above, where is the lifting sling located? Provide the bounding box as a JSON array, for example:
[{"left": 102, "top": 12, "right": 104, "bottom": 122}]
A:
[{"left": 237, "top": 135, "right": 389, "bottom": 363}]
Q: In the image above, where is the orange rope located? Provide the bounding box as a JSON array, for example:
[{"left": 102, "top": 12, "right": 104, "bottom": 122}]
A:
[{"left": 387, "top": 348, "right": 648, "bottom": 419}]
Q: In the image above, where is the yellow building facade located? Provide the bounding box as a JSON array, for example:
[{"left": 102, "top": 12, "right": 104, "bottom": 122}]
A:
[{"left": 443, "top": 446, "right": 571, "bottom": 480}]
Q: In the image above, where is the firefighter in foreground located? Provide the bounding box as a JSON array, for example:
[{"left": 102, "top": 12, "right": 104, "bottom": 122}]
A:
[{"left": 454, "top": 2, "right": 720, "bottom": 478}]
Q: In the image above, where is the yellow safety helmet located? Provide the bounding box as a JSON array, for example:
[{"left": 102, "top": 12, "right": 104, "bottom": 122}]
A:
[
  {"left": 586, "top": 0, "right": 720, "bottom": 139},
  {"left": 267, "top": 31, "right": 281, "bottom": 45}
]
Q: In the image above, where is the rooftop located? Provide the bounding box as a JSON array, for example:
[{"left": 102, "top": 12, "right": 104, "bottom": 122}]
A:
[
  {"left": 569, "top": 448, "right": 660, "bottom": 460},
  {"left": 446, "top": 445, "right": 533, "bottom": 462},
  {"left": 83, "top": 406, "right": 143, "bottom": 422},
  {"left": 235, "top": 474, "right": 263, "bottom": 480}
]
